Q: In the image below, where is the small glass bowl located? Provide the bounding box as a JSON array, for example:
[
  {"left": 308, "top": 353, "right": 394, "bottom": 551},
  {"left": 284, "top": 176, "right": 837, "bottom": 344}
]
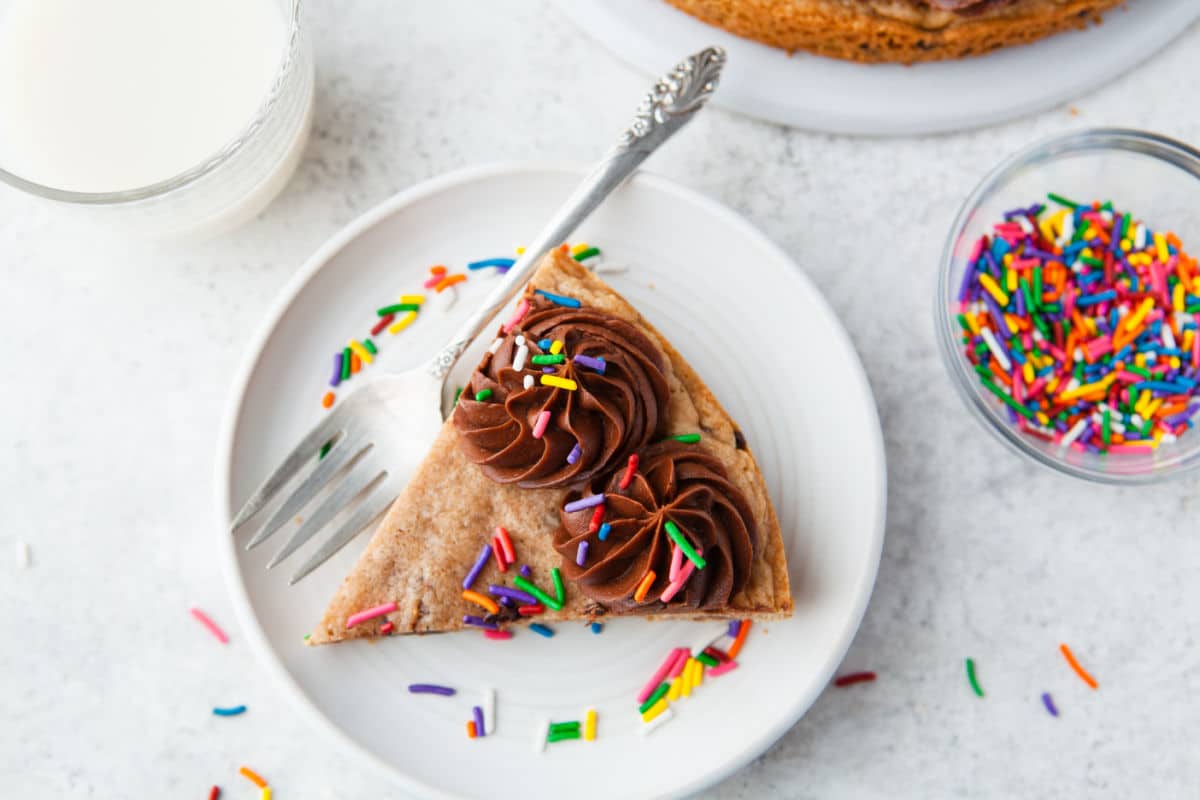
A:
[
  {"left": 935, "top": 128, "right": 1200, "bottom": 484},
  {"left": 0, "top": 0, "right": 313, "bottom": 240}
]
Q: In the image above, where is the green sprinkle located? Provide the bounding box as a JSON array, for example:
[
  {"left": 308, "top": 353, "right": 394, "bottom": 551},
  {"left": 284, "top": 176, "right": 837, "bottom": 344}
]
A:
[
  {"left": 1079, "top": 255, "right": 1104, "bottom": 267},
  {"left": 547, "top": 729, "right": 581, "bottom": 743},
  {"left": 514, "top": 575, "right": 562, "bottom": 611},
  {"left": 531, "top": 354, "right": 565, "bottom": 365},
  {"left": 966, "top": 657, "right": 984, "bottom": 698},
  {"left": 638, "top": 683, "right": 670, "bottom": 714},
  {"left": 1032, "top": 267, "right": 1043, "bottom": 304},
  {"left": 696, "top": 653, "right": 719, "bottom": 668},
  {"left": 1186, "top": 303, "right": 1200, "bottom": 313},
  {"left": 664, "top": 520, "right": 706, "bottom": 569},
  {"left": 377, "top": 303, "right": 420, "bottom": 316},
  {"left": 1048, "top": 192, "right": 1081, "bottom": 209},
  {"left": 303, "top": 633, "right": 310, "bottom": 641},
  {"left": 341, "top": 347, "right": 352, "bottom": 382},
  {"left": 1031, "top": 313, "right": 1051, "bottom": 339},
  {"left": 474, "top": 389, "right": 493, "bottom": 401},
  {"left": 363, "top": 339, "right": 378, "bottom": 355},
  {"left": 1125, "top": 364, "right": 1152, "bottom": 378},
  {"left": 551, "top": 567, "right": 565, "bottom": 604},
  {"left": 956, "top": 314, "right": 972, "bottom": 333},
  {"left": 1141, "top": 417, "right": 1154, "bottom": 437},
  {"left": 670, "top": 433, "right": 701, "bottom": 444},
  {"left": 1121, "top": 213, "right": 1132, "bottom": 239},
  {"left": 1102, "top": 409, "right": 1111, "bottom": 446},
  {"left": 318, "top": 440, "right": 332, "bottom": 461},
  {"left": 979, "top": 376, "right": 1036, "bottom": 420},
  {"left": 974, "top": 364, "right": 993, "bottom": 379},
  {"left": 454, "top": 386, "right": 463, "bottom": 404},
  {"left": 549, "top": 721, "right": 581, "bottom": 733},
  {"left": 572, "top": 246, "right": 601, "bottom": 262}
]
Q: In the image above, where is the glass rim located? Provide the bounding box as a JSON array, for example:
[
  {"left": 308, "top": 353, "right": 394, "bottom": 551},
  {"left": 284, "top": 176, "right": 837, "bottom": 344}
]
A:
[
  {"left": 934, "top": 127, "right": 1200, "bottom": 485},
  {"left": 0, "top": 0, "right": 303, "bottom": 205}
]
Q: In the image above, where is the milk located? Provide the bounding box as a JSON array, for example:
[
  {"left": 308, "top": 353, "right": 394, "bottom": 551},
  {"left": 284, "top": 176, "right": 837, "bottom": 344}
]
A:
[{"left": 0, "top": 0, "right": 288, "bottom": 193}]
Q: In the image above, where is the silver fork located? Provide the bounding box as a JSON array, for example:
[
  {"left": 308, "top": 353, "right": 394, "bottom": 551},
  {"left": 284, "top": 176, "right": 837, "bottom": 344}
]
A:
[{"left": 229, "top": 46, "right": 727, "bottom": 584}]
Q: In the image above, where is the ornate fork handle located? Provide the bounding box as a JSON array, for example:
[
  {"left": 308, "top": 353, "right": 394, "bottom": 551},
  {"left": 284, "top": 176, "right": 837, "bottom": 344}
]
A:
[{"left": 428, "top": 46, "right": 726, "bottom": 380}]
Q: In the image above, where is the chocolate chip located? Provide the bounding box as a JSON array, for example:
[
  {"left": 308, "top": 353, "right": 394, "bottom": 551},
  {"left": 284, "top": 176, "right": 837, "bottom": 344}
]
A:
[{"left": 734, "top": 429, "right": 747, "bottom": 450}]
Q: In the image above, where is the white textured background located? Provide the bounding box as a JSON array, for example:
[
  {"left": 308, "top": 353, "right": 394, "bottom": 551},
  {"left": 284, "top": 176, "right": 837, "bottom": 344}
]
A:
[{"left": 2, "top": 2, "right": 1199, "bottom": 798}]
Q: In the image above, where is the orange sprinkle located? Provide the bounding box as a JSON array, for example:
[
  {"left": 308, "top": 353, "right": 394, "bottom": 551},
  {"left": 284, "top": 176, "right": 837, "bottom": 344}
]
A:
[
  {"left": 727, "top": 619, "right": 752, "bottom": 659},
  {"left": 350, "top": 353, "right": 362, "bottom": 373},
  {"left": 321, "top": 391, "right": 335, "bottom": 409},
  {"left": 1060, "top": 643, "right": 1099, "bottom": 689},
  {"left": 429, "top": 264, "right": 447, "bottom": 276},
  {"left": 633, "top": 570, "right": 656, "bottom": 603},
  {"left": 434, "top": 273, "right": 467, "bottom": 292},
  {"left": 239, "top": 767, "right": 268, "bottom": 789},
  {"left": 466, "top": 720, "right": 477, "bottom": 739},
  {"left": 559, "top": 243, "right": 569, "bottom": 254},
  {"left": 462, "top": 589, "right": 499, "bottom": 615}
]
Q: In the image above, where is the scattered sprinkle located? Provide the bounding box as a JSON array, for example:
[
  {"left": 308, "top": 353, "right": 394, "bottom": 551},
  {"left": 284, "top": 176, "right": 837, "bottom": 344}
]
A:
[
  {"left": 345, "top": 601, "right": 397, "bottom": 630},
  {"left": 462, "top": 543, "right": 492, "bottom": 590},
  {"left": 620, "top": 453, "right": 640, "bottom": 489},
  {"left": 462, "top": 589, "right": 500, "bottom": 615},
  {"left": 669, "top": 433, "right": 701, "bottom": 444},
  {"left": 484, "top": 629, "right": 513, "bottom": 640},
  {"left": 576, "top": 540, "right": 589, "bottom": 566},
  {"left": 535, "top": 289, "right": 582, "bottom": 308},
  {"left": 572, "top": 354, "right": 606, "bottom": 373},
  {"left": 495, "top": 526, "right": 516, "bottom": 563},
  {"left": 209, "top": 787, "right": 220, "bottom": 800},
  {"left": 212, "top": 705, "right": 247, "bottom": 717},
  {"left": 584, "top": 707, "right": 597, "bottom": 740},
  {"left": 633, "top": 570, "right": 656, "bottom": 603},
  {"left": 519, "top": 564, "right": 532, "bottom": 578},
  {"left": 638, "top": 648, "right": 687, "bottom": 704},
  {"left": 466, "top": 720, "right": 478, "bottom": 739},
  {"left": 469, "top": 258, "right": 516, "bottom": 271},
  {"left": 1060, "top": 643, "right": 1099, "bottom": 689},
  {"left": 238, "top": 767, "right": 267, "bottom": 789},
  {"left": 640, "top": 706, "right": 675, "bottom": 736},
  {"left": 321, "top": 391, "right": 335, "bottom": 409},
  {"left": 965, "top": 658, "right": 984, "bottom": 698},
  {"left": 379, "top": 622, "right": 394, "bottom": 635},
  {"left": 664, "top": 520, "right": 706, "bottom": 570},
  {"left": 564, "top": 493, "right": 605, "bottom": 513},
  {"left": 590, "top": 622, "right": 603, "bottom": 634},
  {"left": 474, "top": 388, "right": 493, "bottom": 401},
  {"left": 573, "top": 246, "right": 601, "bottom": 262},
  {"left": 189, "top": 608, "right": 229, "bottom": 644},
  {"left": 462, "top": 615, "right": 499, "bottom": 630},
  {"left": 597, "top": 522, "right": 611, "bottom": 541},
  {"left": 408, "top": 684, "right": 456, "bottom": 696},
  {"left": 1042, "top": 691, "right": 1059, "bottom": 717},
  {"left": 833, "top": 671, "right": 876, "bottom": 688},
  {"left": 540, "top": 374, "right": 577, "bottom": 391},
  {"left": 532, "top": 409, "right": 551, "bottom": 439},
  {"left": 566, "top": 442, "right": 582, "bottom": 464},
  {"left": 727, "top": 619, "right": 752, "bottom": 659},
  {"left": 529, "top": 623, "right": 554, "bottom": 638},
  {"left": 708, "top": 660, "right": 739, "bottom": 677},
  {"left": 387, "top": 311, "right": 418, "bottom": 335},
  {"left": 473, "top": 705, "right": 486, "bottom": 738}
]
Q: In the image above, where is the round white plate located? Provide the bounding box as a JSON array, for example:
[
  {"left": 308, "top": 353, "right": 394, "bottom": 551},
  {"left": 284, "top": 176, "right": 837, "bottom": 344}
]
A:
[
  {"left": 558, "top": 0, "right": 1200, "bottom": 135},
  {"left": 216, "top": 163, "right": 886, "bottom": 799}
]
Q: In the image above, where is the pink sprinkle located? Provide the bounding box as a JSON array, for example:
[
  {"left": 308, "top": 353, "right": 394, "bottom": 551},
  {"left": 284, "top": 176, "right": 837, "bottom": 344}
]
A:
[
  {"left": 423, "top": 274, "right": 442, "bottom": 289},
  {"left": 1193, "top": 328, "right": 1200, "bottom": 367},
  {"left": 637, "top": 648, "right": 687, "bottom": 703},
  {"left": 484, "top": 629, "right": 513, "bottom": 640},
  {"left": 1085, "top": 337, "right": 1113, "bottom": 361},
  {"left": 502, "top": 298, "right": 530, "bottom": 334},
  {"left": 532, "top": 410, "right": 551, "bottom": 439},
  {"left": 345, "top": 601, "right": 398, "bottom": 629},
  {"left": 659, "top": 557, "right": 698, "bottom": 604},
  {"left": 666, "top": 648, "right": 689, "bottom": 679},
  {"left": 668, "top": 545, "right": 683, "bottom": 582},
  {"left": 708, "top": 660, "right": 740, "bottom": 677},
  {"left": 1106, "top": 443, "right": 1155, "bottom": 454},
  {"left": 190, "top": 608, "right": 229, "bottom": 644}
]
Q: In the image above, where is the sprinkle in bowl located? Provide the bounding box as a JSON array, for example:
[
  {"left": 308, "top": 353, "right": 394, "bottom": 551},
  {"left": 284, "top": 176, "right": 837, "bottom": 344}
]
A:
[{"left": 936, "top": 128, "right": 1200, "bottom": 484}]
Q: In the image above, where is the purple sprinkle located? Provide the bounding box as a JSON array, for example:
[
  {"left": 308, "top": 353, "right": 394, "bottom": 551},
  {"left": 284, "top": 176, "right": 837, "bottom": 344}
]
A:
[
  {"left": 331, "top": 352, "right": 344, "bottom": 387},
  {"left": 542, "top": 367, "right": 555, "bottom": 374},
  {"left": 462, "top": 615, "right": 498, "bottom": 630},
  {"left": 519, "top": 564, "right": 532, "bottom": 578},
  {"left": 488, "top": 584, "right": 539, "bottom": 605},
  {"left": 473, "top": 705, "right": 486, "bottom": 737},
  {"left": 409, "top": 684, "right": 456, "bottom": 696},
  {"left": 1041, "top": 692, "right": 1059, "bottom": 717},
  {"left": 564, "top": 494, "right": 605, "bottom": 513},
  {"left": 727, "top": 619, "right": 742, "bottom": 638},
  {"left": 499, "top": 595, "right": 514, "bottom": 608},
  {"left": 957, "top": 254, "right": 978, "bottom": 302},
  {"left": 1014, "top": 285, "right": 1026, "bottom": 318},
  {"left": 462, "top": 543, "right": 492, "bottom": 589},
  {"left": 576, "top": 540, "right": 589, "bottom": 567},
  {"left": 572, "top": 354, "right": 607, "bottom": 373},
  {"left": 566, "top": 443, "right": 582, "bottom": 464}
]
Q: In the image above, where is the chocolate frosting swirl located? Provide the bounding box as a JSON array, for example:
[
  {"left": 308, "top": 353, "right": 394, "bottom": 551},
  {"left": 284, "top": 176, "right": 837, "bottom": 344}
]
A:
[
  {"left": 453, "top": 294, "right": 670, "bottom": 488},
  {"left": 552, "top": 442, "right": 759, "bottom": 612}
]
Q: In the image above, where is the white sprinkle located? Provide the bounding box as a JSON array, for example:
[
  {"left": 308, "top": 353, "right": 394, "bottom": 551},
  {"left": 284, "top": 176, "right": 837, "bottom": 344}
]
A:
[
  {"left": 1131, "top": 413, "right": 1145, "bottom": 428},
  {"left": 980, "top": 327, "right": 1012, "bottom": 372},
  {"left": 1060, "top": 214, "right": 1075, "bottom": 245},
  {"left": 483, "top": 687, "right": 496, "bottom": 736},
  {"left": 1015, "top": 216, "right": 1034, "bottom": 235},
  {"left": 1163, "top": 325, "right": 1177, "bottom": 351},
  {"left": 523, "top": 375, "right": 534, "bottom": 390},
  {"left": 1135, "top": 224, "right": 1147, "bottom": 250},
  {"left": 534, "top": 717, "right": 550, "bottom": 753},
  {"left": 1059, "top": 418, "right": 1088, "bottom": 449},
  {"left": 515, "top": 335, "right": 526, "bottom": 346},
  {"left": 1073, "top": 347, "right": 1085, "bottom": 363},
  {"left": 488, "top": 337, "right": 504, "bottom": 355},
  {"left": 1162, "top": 432, "right": 1178, "bottom": 445},
  {"left": 16, "top": 541, "right": 29, "bottom": 568},
  {"left": 640, "top": 706, "right": 675, "bottom": 737},
  {"left": 513, "top": 344, "right": 529, "bottom": 372},
  {"left": 690, "top": 626, "right": 729, "bottom": 657},
  {"left": 593, "top": 262, "right": 629, "bottom": 275}
]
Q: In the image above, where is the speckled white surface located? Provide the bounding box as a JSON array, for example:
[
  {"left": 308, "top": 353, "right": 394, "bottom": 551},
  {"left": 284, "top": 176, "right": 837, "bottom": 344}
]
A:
[{"left": 1, "top": 2, "right": 1199, "bottom": 798}]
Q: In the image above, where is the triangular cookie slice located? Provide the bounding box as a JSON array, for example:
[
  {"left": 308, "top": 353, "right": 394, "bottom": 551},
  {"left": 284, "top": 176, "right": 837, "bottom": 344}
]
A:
[{"left": 311, "top": 248, "right": 792, "bottom": 644}]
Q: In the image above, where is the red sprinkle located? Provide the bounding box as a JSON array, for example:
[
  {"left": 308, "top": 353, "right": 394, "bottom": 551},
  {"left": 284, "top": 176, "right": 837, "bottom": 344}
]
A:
[
  {"left": 704, "top": 646, "right": 731, "bottom": 663},
  {"left": 379, "top": 622, "right": 395, "bottom": 635},
  {"left": 491, "top": 538, "right": 507, "bottom": 572},
  {"left": 833, "top": 671, "right": 877, "bottom": 688},
  {"left": 518, "top": 604, "right": 544, "bottom": 615},
  {"left": 209, "top": 787, "right": 220, "bottom": 800},
  {"left": 484, "top": 629, "right": 513, "bottom": 640},
  {"left": 619, "top": 453, "right": 639, "bottom": 490},
  {"left": 495, "top": 526, "right": 516, "bottom": 564},
  {"left": 588, "top": 504, "right": 605, "bottom": 533},
  {"left": 370, "top": 314, "right": 395, "bottom": 336}
]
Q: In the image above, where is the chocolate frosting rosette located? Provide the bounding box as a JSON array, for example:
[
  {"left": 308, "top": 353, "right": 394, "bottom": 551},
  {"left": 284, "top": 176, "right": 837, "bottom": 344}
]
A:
[
  {"left": 552, "top": 441, "right": 759, "bottom": 612},
  {"left": 453, "top": 292, "right": 670, "bottom": 489}
]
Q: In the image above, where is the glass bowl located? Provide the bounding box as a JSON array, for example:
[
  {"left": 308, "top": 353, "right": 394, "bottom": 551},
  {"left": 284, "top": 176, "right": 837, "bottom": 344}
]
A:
[
  {"left": 0, "top": 0, "right": 313, "bottom": 240},
  {"left": 935, "top": 128, "right": 1200, "bottom": 484}
]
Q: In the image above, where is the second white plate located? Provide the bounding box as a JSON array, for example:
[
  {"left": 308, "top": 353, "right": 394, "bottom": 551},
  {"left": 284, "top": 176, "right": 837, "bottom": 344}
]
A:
[
  {"left": 558, "top": 0, "right": 1200, "bottom": 135},
  {"left": 216, "top": 164, "right": 886, "bottom": 798}
]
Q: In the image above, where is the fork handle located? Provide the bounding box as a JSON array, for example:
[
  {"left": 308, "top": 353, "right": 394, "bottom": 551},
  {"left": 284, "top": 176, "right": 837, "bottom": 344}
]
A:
[{"left": 428, "top": 45, "right": 726, "bottom": 380}]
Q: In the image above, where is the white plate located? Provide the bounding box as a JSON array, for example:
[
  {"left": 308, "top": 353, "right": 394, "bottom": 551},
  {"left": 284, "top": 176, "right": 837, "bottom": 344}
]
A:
[
  {"left": 215, "top": 163, "right": 887, "bottom": 799},
  {"left": 557, "top": 0, "right": 1200, "bottom": 135}
]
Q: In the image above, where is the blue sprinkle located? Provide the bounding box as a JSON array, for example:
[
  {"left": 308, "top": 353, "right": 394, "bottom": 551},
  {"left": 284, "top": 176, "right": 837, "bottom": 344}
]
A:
[
  {"left": 534, "top": 289, "right": 582, "bottom": 308},
  {"left": 590, "top": 622, "right": 603, "bottom": 634},
  {"left": 538, "top": 338, "right": 553, "bottom": 350},
  {"left": 468, "top": 258, "right": 516, "bottom": 271},
  {"left": 1132, "top": 381, "right": 1191, "bottom": 394},
  {"left": 597, "top": 523, "right": 611, "bottom": 541},
  {"left": 212, "top": 705, "right": 247, "bottom": 717},
  {"left": 1076, "top": 290, "right": 1118, "bottom": 306},
  {"left": 529, "top": 623, "right": 554, "bottom": 638}
]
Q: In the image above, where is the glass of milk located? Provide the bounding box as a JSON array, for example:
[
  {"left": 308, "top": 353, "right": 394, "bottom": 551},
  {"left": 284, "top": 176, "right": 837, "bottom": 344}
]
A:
[{"left": 0, "top": 0, "right": 314, "bottom": 239}]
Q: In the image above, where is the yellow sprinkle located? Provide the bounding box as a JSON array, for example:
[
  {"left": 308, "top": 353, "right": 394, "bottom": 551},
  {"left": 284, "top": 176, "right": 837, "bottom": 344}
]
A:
[
  {"left": 1153, "top": 429, "right": 1165, "bottom": 444},
  {"left": 1057, "top": 376, "right": 1115, "bottom": 403},
  {"left": 1174, "top": 283, "right": 1185, "bottom": 313},
  {"left": 1023, "top": 362, "right": 1035, "bottom": 385},
  {"left": 1046, "top": 375, "right": 1060, "bottom": 394},
  {"left": 1003, "top": 313, "right": 1022, "bottom": 335},
  {"left": 641, "top": 696, "right": 669, "bottom": 723},
  {"left": 1184, "top": 330, "right": 1195, "bottom": 354},
  {"left": 549, "top": 340, "right": 564, "bottom": 355},
  {"left": 571, "top": 243, "right": 590, "bottom": 256},
  {"left": 680, "top": 659, "right": 694, "bottom": 698},
  {"left": 1085, "top": 317, "right": 1098, "bottom": 337},
  {"left": 1081, "top": 246, "right": 1093, "bottom": 259},
  {"left": 584, "top": 707, "right": 597, "bottom": 741},
  {"left": 1006, "top": 268, "right": 1018, "bottom": 293},
  {"left": 387, "top": 311, "right": 418, "bottom": 335},
  {"left": 978, "top": 273, "right": 1010, "bottom": 307},
  {"left": 1170, "top": 356, "right": 1182, "bottom": 370},
  {"left": 1036, "top": 412, "right": 1050, "bottom": 426},
  {"left": 1124, "top": 297, "right": 1155, "bottom": 332},
  {"left": 1155, "top": 233, "right": 1169, "bottom": 263},
  {"left": 515, "top": 246, "right": 526, "bottom": 255},
  {"left": 1121, "top": 239, "right": 1132, "bottom": 252},
  {"left": 1192, "top": 277, "right": 1200, "bottom": 294},
  {"left": 348, "top": 339, "right": 373, "bottom": 365},
  {"left": 1039, "top": 217, "right": 1056, "bottom": 243},
  {"left": 399, "top": 294, "right": 425, "bottom": 305},
  {"left": 1049, "top": 208, "right": 1067, "bottom": 232},
  {"left": 262, "top": 789, "right": 272, "bottom": 800},
  {"left": 964, "top": 313, "right": 981, "bottom": 336},
  {"left": 667, "top": 677, "right": 682, "bottom": 702},
  {"left": 694, "top": 659, "right": 704, "bottom": 687},
  {"left": 1143, "top": 398, "right": 1163, "bottom": 419},
  {"left": 1003, "top": 253, "right": 1013, "bottom": 267},
  {"left": 541, "top": 375, "right": 577, "bottom": 391}
]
